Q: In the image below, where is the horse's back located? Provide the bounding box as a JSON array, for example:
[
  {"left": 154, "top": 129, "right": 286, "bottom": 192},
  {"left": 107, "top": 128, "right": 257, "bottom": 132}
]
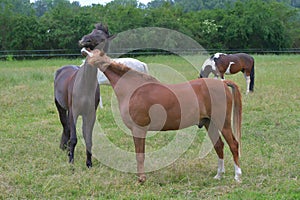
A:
[
  {"left": 234, "top": 53, "right": 254, "bottom": 64},
  {"left": 54, "top": 65, "right": 79, "bottom": 110},
  {"left": 54, "top": 65, "right": 79, "bottom": 80},
  {"left": 98, "top": 58, "right": 148, "bottom": 85},
  {"left": 112, "top": 58, "right": 148, "bottom": 73}
]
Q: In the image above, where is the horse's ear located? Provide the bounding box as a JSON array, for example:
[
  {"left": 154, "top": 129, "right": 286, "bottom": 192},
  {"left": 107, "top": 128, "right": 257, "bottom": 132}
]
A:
[
  {"left": 95, "top": 23, "right": 102, "bottom": 30},
  {"left": 95, "top": 23, "right": 109, "bottom": 33}
]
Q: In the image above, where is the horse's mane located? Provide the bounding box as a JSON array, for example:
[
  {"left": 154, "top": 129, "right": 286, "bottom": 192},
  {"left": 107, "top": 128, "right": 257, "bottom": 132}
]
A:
[
  {"left": 95, "top": 23, "right": 109, "bottom": 35},
  {"left": 109, "top": 61, "right": 158, "bottom": 82}
]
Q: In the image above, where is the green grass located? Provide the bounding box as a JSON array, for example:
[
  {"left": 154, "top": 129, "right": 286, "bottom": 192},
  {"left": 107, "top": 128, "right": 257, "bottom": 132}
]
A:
[{"left": 0, "top": 55, "right": 299, "bottom": 199}]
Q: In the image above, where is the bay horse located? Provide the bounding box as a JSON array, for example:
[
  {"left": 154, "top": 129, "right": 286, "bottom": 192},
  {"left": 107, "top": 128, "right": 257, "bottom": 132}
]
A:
[
  {"left": 200, "top": 53, "right": 255, "bottom": 94},
  {"left": 84, "top": 49, "right": 243, "bottom": 183}
]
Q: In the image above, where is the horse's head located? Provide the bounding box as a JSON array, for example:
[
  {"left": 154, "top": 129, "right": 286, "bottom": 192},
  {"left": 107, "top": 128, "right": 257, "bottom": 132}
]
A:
[
  {"left": 79, "top": 23, "right": 116, "bottom": 53},
  {"left": 200, "top": 57, "right": 218, "bottom": 78}
]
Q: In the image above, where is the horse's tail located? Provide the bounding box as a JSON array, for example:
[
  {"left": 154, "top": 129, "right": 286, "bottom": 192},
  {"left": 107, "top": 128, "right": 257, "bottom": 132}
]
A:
[
  {"left": 249, "top": 58, "right": 255, "bottom": 92},
  {"left": 224, "top": 80, "right": 242, "bottom": 156}
]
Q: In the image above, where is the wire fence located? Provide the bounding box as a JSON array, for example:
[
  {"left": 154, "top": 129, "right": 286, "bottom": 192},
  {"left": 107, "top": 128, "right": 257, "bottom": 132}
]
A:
[{"left": 1, "top": 48, "right": 300, "bottom": 60}]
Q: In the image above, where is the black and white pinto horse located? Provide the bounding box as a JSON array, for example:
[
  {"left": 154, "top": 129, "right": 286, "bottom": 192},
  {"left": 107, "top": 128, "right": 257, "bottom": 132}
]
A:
[{"left": 200, "top": 53, "right": 255, "bottom": 94}]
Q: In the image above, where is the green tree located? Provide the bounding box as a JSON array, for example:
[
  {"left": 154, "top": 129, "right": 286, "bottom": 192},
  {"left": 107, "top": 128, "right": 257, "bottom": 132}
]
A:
[
  {"left": 38, "top": 0, "right": 86, "bottom": 49},
  {"left": 8, "top": 15, "right": 40, "bottom": 50},
  {"left": 217, "top": 0, "right": 293, "bottom": 49},
  {"left": 0, "top": 0, "right": 14, "bottom": 50},
  {"left": 147, "top": 0, "right": 174, "bottom": 8}
]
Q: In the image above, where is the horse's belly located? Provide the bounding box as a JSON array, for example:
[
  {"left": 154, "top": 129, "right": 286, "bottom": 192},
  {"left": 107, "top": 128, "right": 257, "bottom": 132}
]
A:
[{"left": 147, "top": 106, "right": 200, "bottom": 131}]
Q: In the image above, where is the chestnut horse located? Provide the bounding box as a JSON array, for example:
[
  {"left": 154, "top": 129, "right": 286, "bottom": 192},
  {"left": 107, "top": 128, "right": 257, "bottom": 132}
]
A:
[
  {"left": 85, "top": 49, "right": 243, "bottom": 183},
  {"left": 200, "top": 53, "right": 255, "bottom": 94}
]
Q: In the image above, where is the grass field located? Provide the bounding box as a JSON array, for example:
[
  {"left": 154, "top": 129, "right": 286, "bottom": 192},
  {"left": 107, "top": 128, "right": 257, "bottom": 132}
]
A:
[{"left": 0, "top": 54, "right": 299, "bottom": 199}]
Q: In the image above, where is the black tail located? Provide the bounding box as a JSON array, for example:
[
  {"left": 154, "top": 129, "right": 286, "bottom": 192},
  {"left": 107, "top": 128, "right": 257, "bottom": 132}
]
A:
[{"left": 249, "top": 61, "right": 255, "bottom": 92}]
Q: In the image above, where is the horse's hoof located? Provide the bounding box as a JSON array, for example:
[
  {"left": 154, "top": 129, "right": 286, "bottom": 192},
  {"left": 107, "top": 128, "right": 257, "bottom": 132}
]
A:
[
  {"left": 86, "top": 162, "right": 92, "bottom": 168},
  {"left": 138, "top": 175, "right": 147, "bottom": 184},
  {"left": 214, "top": 174, "right": 223, "bottom": 180},
  {"left": 234, "top": 175, "right": 242, "bottom": 183},
  {"left": 69, "top": 157, "right": 74, "bottom": 164}
]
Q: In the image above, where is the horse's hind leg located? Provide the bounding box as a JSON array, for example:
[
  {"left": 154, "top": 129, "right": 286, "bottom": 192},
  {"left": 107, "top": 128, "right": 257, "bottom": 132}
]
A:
[
  {"left": 55, "top": 99, "right": 70, "bottom": 150},
  {"left": 249, "top": 65, "right": 255, "bottom": 92},
  {"left": 68, "top": 109, "right": 77, "bottom": 164},
  {"left": 132, "top": 127, "right": 147, "bottom": 183},
  {"left": 204, "top": 120, "right": 225, "bottom": 180},
  {"left": 244, "top": 73, "right": 251, "bottom": 94},
  {"left": 220, "top": 125, "right": 242, "bottom": 182}
]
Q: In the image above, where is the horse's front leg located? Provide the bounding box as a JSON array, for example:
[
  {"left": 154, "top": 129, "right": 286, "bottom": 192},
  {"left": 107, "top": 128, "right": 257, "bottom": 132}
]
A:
[
  {"left": 68, "top": 109, "right": 77, "bottom": 164},
  {"left": 132, "top": 128, "right": 146, "bottom": 183},
  {"left": 82, "top": 112, "right": 96, "bottom": 168}
]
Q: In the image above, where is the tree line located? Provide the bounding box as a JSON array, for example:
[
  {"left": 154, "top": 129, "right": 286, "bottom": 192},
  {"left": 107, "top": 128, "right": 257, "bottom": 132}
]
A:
[{"left": 0, "top": 0, "right": 299, "bottom": 53}]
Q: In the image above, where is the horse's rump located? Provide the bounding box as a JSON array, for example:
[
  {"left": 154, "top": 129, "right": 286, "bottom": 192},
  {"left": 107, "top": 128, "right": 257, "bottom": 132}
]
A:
[{"left": 54, "top": 65, "right": 79, "bottom": 110}]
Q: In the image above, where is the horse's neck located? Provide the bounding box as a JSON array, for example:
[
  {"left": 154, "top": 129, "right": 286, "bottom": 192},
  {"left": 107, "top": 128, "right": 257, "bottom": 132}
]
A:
[
  {"left": 102, "top": 62, "right": 130, "bottom": 87},
  {"left": 74, "top": 63, "right": 98, "bottom": 94},
  {"left": 103, "top": 62, "right": 158, "bottom": 101},
  {"left": 103, "top": 62, "right": 155, "bottom": 86}
]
